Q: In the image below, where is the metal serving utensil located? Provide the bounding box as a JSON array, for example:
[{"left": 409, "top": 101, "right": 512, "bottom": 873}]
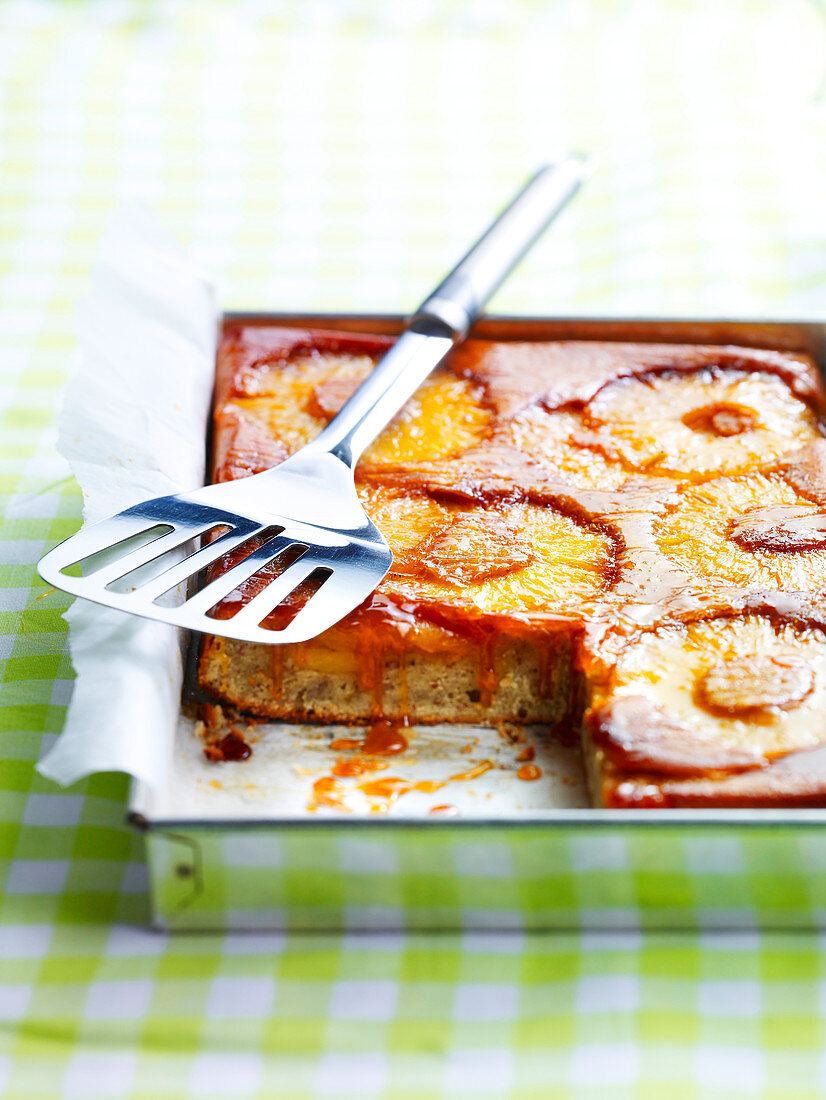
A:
[{"left": 37, "top": 157, "right": 590, "bottom": 644}]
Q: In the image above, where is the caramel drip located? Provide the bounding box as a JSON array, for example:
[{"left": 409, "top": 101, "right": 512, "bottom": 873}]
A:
[
  {"left": 364, "top": 719, "right": 409, "bottom": 754},
  {"left": 448, "top": 760, "right": 495, "bottom": 782},
  {"left": 322, "top": 719, "right": 411, "bottom": 797},
  {"left": 536, "top": 645, "right": 551, "bottom": 700},
  {"left": 517, "top": 764, "right": 542, "bottom": 781},
  {"left": 358, "top": 759, "right": 495, "bottom": 812},
  {"left": 354, "top": 633, "right": 385, "bottom": 715},
  {"left": 359, "top": 776, "right": 418, "bottom": 800},
  {"left": 398, "top": 654, "right": 409, "bottom": 720},
  {"left": 536, "top": 639, "right": 563, "bottom": 699},
  {"left": 330, "top": 720, "right": 409, "bottom": 757},
  {"left": 308, "top": 776, "right": 349, "bottom": 812},
  {"left": 269, "top": 647, "right": 284, "bottom": 700},
  {"left": 478, "top": 634, "right": 497, "bottom": 708},
  {"left": 332, "top": 757, "right": 389, "bottom": 777}
]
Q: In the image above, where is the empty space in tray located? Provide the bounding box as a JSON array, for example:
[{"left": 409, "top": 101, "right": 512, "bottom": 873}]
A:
[{"left": 142, "top": 716, "right": 589, "bottom": 821}]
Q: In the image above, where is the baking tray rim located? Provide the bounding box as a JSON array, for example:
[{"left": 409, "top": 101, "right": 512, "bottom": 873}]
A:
[
  {"left": 131, "top": 808, "right": 826, "bottom": 831},
  {"left": 221, "top": 310, "right": 826, "bottom": 327},
  {"left": 131, "top": 310, "right": 826, "bottom": 834}
]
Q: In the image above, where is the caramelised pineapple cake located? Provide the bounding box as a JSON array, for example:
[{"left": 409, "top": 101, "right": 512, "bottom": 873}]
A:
[{"left": 198, "top": 324, "right": 826, "bottom": 808}]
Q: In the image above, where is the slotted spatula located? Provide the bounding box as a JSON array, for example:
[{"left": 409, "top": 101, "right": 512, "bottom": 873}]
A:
[{"left": 38, "top": 157, "right": 590, "bottom": 644}]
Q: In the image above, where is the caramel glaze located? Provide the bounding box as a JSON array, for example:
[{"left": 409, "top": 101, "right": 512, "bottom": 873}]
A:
[
  {"left": 517, "top": 764, "right": 542, "bottom": 781},
  {"left": 358, "top": 760, "right": 494, "bottom": 813},
  {"left": 328, "top": 719, "right": 409, "bottom": 779},
  {"left": 728, "top": 505, "right": 826, "bottom": 554},
  {"left": 318, "top": 717, "right": 497, "bottom": 813},
  {"left": 699, "top": 653, "right": 814, "bottom": 715},
  {"left": 203, "top": 326, "right": 826, "bottom": 807},
  {"left": 775, "top": 439, "right": 826, "bottom": 505},
  {"left": 681, "top": 402, "right": 758, "bottom": 437},
  {"left": 446, "top": 339, "right": 824, "bottom": 417}
]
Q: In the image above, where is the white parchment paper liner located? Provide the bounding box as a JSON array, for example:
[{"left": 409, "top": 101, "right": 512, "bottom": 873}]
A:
[
  {"left": 35, "top": 212, "right": 588, "bottom": 818},
  {"left": 37, "top": 209, "right": 217, "bottom": 791}
]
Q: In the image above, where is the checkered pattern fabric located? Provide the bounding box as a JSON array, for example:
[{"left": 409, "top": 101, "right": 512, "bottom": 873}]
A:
[
  {"left": 144, "top": 823, "right": 826, "bottom": 935},
  {"left": 3, "top": 0, "right": 826, "bottom": 1094}
]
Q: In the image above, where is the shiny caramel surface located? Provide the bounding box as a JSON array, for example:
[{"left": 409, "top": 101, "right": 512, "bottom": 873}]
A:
[{"left": 206, "top": 324, "right": 826, "bottom": 807}]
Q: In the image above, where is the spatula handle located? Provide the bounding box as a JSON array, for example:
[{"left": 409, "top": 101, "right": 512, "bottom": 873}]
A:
[
  {"left": 310, "top": 156, "right": 591, "bottom": 467},
  {"left": 412, "top": 155, "right": 591, "bottom": 340}
]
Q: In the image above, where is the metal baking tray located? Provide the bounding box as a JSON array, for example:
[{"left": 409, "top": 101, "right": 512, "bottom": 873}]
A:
[{"left": 130, "top": 313, "right": 826, "bottom": 932}]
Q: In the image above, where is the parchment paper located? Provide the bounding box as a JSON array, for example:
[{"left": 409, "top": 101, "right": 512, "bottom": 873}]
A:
[
  {"left": 37, "top": 211, "right": 588, "bottom": 816},
  {"left": 37, "top": 209, "right": 217, "bottom": 791}
]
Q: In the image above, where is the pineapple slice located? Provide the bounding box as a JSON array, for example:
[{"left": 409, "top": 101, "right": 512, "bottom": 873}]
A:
[
  {"left": 602, "top": 614, "right": 826, "bottom": 759},
  {"left": 355, "top": 484, "right": 446, "bottom": 575},
  {"left": 360, "top": 374, "right": 490, "bottom": 468},
  {"left": 577, "top": 369, "right": 820, "bottom": 479},
  {"left": 359, "top": 484, "right": 616, "bottom": 615},
  {"left": 229, "top": 353, "right": 374, "bottom": 457},
  {"left": 417, "top": 511, "right": 535, "bottom": 585},
  {"left": 700, "top": 657, "right": 813, "bottom": 715},
  {"left": 494, "top": 406, "right": 629, "bottom": 490},
  {"left": 656, "top": 474, "right": 826, "bottom": 590},
  {"left": 228, "top": 355, "right": 490, "bottom": 469}
]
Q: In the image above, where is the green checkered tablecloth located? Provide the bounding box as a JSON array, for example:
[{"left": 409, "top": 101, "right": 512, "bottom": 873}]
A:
[{"left": 3, "top": 0, "right": 826, "bottom": 1095}]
